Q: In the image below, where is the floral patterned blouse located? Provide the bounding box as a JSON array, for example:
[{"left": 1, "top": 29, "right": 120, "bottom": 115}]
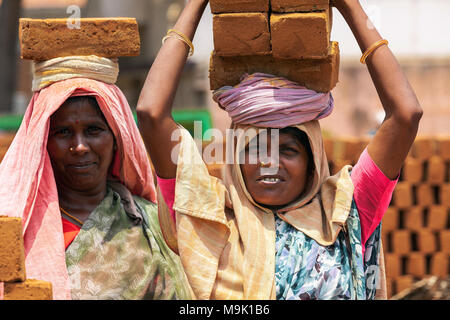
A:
[{"left": 275, "top": 200, "right": 382, "bottom": 300}]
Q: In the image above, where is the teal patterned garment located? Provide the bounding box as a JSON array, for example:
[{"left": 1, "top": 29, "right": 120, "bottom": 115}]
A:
[{"left": 275, "top": 200, "right": 382, "bottom": 300}]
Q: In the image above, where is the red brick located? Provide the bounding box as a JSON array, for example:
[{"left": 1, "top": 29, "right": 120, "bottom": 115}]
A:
[
  {"left": 271, "top": 9, "right": 331, "bottom": 59},
  {"left": 271, "top": 0, "right": 330, "bottom": 13},
  {"left": 436, "top": 135, "right": 450, "bottom": 160},
  {"left": 395, "top": 275, "right": 414, "bottom": 294},
  {"left": 209, "top": 41, "right": 340, "bottom": 92},
  {"left": 412, "top": 137, "right": 435, "bottom": 160},
  {"left": 0, "top": 217, "right": 26, "bottom": 282},
  {"left": 20, "top": 18, "right": 140, "bottom": 61},
  {"left": 404, "top": 207, "right": 424, "bottom": 231},
  {"left": 402, "top": 158, "right": 423, "bottom": 184},
  {"left": 427, "top": 156, "right": 446, "bottom": 184},
  {"left": 440, "top": 184, "right": 450, "bottom": 207},
  {"left": 440, "top": 230, "right": 450, "bottom": 254},
  {"left": 406, "top": 253, "right": 426, "bottom": 277},
  {"left": 417, "top": 184, "right": 434, "bottom": 207},
  {"left": 210, "top": 0, "right": 269, "bottom": 13},
  {"left": 382, "top": 208, "right": 399, "bottom": 232},
  {"left": 393, "top": 182, "right": 413, "bottom": 209},
  {"left": 385, "top": 253, "right": 402, "bottom": 278},
  {"left": 427, "top": 206, "right": 448, "bottom": 231},
  {"left": 4, "top": 279, "right": 52, "bottom": 300},
  {"left": 213, "top": 13, "right": 271, "bottom": 57},
  {"left": 417, "top": 229, "right": 437, "bottom": 254},
  {"left": 392, "top": 230, "right": 411, "bottom": 255},
  {"left": 430, "top": 252, "right": 448, "bottom": 278}
]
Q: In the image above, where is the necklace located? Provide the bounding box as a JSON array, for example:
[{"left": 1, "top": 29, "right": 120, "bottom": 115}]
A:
[{"left": 60, "top": 206, "right": 84, "bottom": 226}]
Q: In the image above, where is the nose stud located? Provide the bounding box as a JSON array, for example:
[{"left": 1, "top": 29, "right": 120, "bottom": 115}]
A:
[
  {"left": 69, "top": 147, "right": 75, "bottom": 152},
  {"left": 260, "top": 161, "right": 271, "bottom": 168}
]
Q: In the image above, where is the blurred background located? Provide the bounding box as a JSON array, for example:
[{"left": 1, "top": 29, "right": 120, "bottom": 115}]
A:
[{"left": 0, "top": 0, "right": 449, "bottom": 299}]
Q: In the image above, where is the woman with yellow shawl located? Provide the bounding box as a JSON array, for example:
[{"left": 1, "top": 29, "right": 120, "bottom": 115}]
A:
[
  {"left": 0, "top": 57, "right": 191, "bottom": 299},
  {"left": 137, "top": 0, "right": 422, "bottom": 299}
]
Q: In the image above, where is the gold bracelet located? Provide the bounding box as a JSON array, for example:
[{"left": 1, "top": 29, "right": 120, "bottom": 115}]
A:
[
  {"left": 162, "top": 29, "right": 194, "bottom": 57},
  {"left": 360, "top": 39, "right": 389, "bottom": 64}
]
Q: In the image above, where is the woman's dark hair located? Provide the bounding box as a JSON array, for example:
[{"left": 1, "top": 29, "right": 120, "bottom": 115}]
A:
[
  {"left": 280, "top": 127, "right": 315, "bottom": 179},
  {"left": 63, "top": 96, "right": 100, "bottom": 111},
  {"left": 61, "top": 96, "right": 109, "bottom": 124}
]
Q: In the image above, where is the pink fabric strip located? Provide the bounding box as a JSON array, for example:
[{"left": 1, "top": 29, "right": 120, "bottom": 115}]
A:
[
  {"left": 156, "top": 176, "right": 177, "bottom": 223},
  {"left": 351, "top": 148, "right": 399, "bottom": 255},
  {"left": 0, "top": 282, "right": 4, "bottom": 300}
]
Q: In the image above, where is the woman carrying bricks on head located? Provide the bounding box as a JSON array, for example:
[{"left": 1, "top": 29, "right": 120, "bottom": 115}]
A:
[
  {"left": 0, "top": 20, "right": 192, "bottom": 299},
  {"left": 137, "top": 0, "right": 422, "bottom": 299}
]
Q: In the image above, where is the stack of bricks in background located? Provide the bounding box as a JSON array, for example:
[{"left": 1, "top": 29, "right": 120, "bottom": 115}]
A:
[
  {"left": 0, "top": 216, "right": 52, "bottom": 300},
  {"left": 322, "top": 135, "right": 450, "bottom": 298},
  {"left": 209, "top": 0, "right": 340, "bottom": 93}
]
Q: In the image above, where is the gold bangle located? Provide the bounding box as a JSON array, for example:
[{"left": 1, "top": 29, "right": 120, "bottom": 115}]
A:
[
  {"left": 162, "top": 29, "right": 194, "bottom": 57},
  {"left": 360, "top": 39, "right": 389, "bottom": 64}
]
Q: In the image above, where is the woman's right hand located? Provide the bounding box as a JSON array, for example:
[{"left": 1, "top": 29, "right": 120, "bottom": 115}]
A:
[{"left": 136, "top": 0, "right": 209, "bottom": 179}]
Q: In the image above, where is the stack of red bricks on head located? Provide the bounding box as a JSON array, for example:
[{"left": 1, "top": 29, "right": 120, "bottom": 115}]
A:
[
  {"left": 209, "top": 0, "right": 339, "bottom": 93},
  {"left": 0, "top": 217, "right": 52, "bottom": 300}
]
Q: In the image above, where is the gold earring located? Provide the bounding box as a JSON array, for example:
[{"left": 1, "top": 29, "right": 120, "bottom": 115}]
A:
[{"left": 69, "top": 147, "right": 75, "bottom": 152}]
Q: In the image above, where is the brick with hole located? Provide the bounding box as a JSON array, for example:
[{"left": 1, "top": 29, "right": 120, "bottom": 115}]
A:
[
  {"left": 417, "top": 229, "right": 437, "bottom": 254},
  {"left": 392, "top": 230, "right": 411, "bottom": 255},
  {"left": 440, "top": 184, "right": 450, "bottom": 207},
  {"left": 430, "top": 252, "right": 448, "bottom": 278},
  {"left": 403, "top": 158, "right": 423, "bottom": 184},
  {"left": 382, "top": 208, "right": 399, "bottom": 232},
  {"left": 385, "top": 253, "right": 402, "bottom": 278},
  {"left": 440, "top": 230, "right": 450, "bottom": 254},
  {"left": 0, "top": 217, "right": 26, "bottom": 282},
  {"left": 271, "top": 8, "right": 332, "bottom": 59},
  {"left": 393, "top": 182, "right": 413, "bottom": 209},
  {"left": 406, "top": 253, "right": 427, "bottom": 277},
  {"left": 412, "top": 136, "right": 435, "bottom": 160},
  {"left": 209, "top": 41, "right": 340, "bottom": 92},
  {"left": 213, "top": 13, "right": 271, "bottom": 56},
  {"left": 417, "top": 184, "right": 434, "bottom": 207},
  {"left": 210, "top": 0, "right": 269, "bottom": 13},
  {"left": 427, "top": 156, "right": 446, "bottom": 184},
  {"left": 404, "top": 207, "right": 424, "bottom": 231},
  {"left": 427, "top": 206, "right": 448, "bottom": 231},
  {"left": 3, "top": 279, "right": 52, "bottom": 300},
  {"left": 271, "top": 0, "right": 330, "bottom": 13}
]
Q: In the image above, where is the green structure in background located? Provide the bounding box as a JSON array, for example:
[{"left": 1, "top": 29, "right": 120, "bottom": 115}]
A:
[{"left": 0, "top": 109, "right": 213, "bottom": 138}]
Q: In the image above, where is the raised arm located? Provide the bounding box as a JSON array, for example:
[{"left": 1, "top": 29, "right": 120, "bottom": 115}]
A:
[
  {"left": 333, "top": 0, "right": 423, "bottom": 179},
  {"left": 136, "top": 0, "right": 209, "bottom": 179}
]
